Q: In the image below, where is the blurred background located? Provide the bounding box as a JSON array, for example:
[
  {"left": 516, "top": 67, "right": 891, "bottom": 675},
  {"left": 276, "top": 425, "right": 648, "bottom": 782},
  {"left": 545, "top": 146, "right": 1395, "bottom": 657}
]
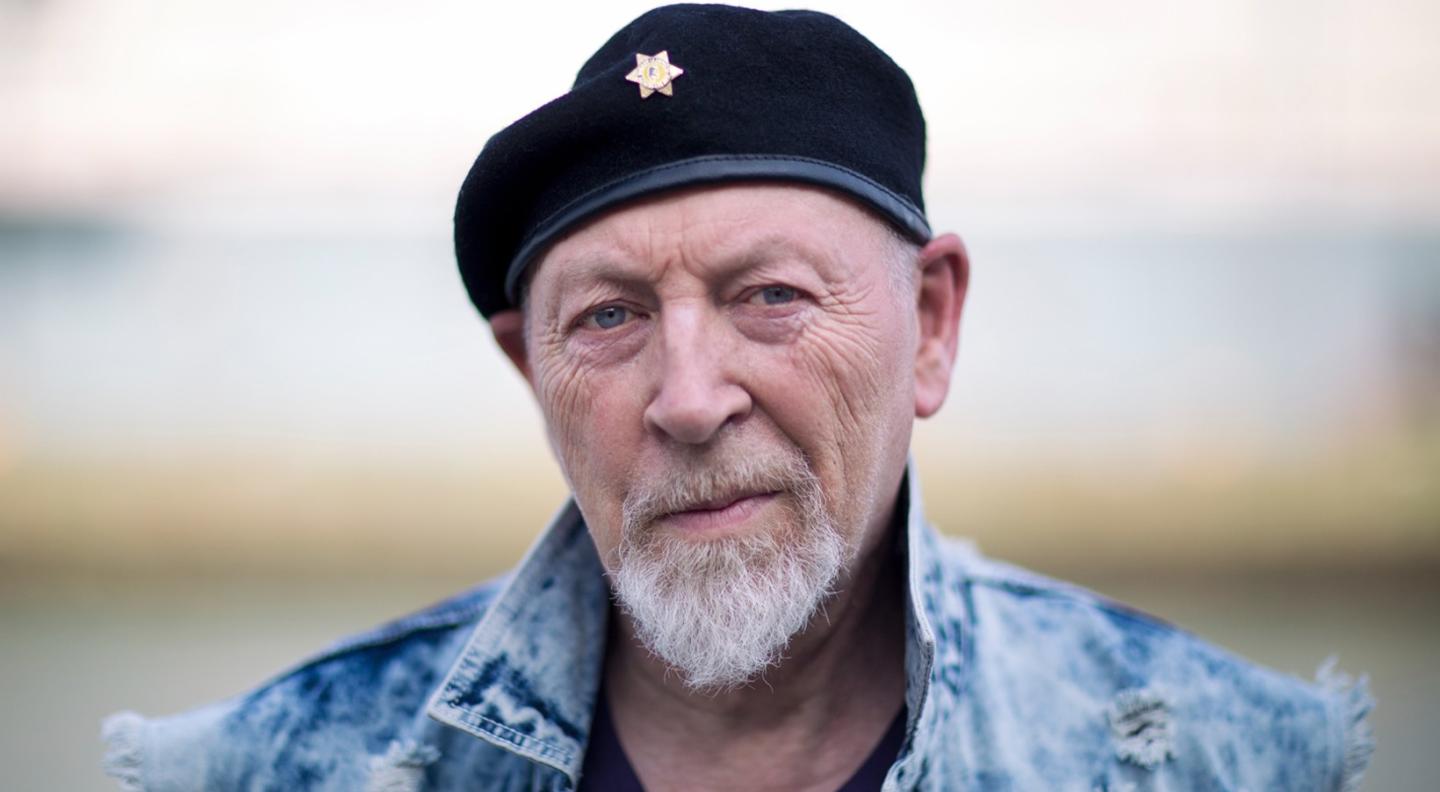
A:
[{"left": 1, "top": 0, "right": 1436, "bottom": 788}]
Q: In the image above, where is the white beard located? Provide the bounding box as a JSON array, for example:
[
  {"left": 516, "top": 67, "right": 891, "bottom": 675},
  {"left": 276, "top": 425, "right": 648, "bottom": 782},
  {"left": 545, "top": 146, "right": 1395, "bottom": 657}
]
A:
[{"left": 611, "top": 449, "right": 847, "bottom": 693}]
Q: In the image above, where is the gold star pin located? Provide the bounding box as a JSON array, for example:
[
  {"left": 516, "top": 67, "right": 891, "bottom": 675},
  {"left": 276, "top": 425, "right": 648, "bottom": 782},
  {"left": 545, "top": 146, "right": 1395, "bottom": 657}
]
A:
[{"left": 625, "top": 51, "right": 684, "bottom": 98}]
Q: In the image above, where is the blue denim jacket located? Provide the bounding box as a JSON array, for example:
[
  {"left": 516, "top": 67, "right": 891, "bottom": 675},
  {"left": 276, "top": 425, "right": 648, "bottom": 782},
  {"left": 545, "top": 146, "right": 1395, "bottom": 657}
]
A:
[{"left": 102, "top": 463, "right": 1373, "bottom": 791}]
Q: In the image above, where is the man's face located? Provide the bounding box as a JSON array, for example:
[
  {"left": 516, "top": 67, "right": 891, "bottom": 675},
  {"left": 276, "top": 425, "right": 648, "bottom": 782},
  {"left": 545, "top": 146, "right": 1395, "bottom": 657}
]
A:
[{"left": 518, "top": 184, "right": 923, "bottom": 687}]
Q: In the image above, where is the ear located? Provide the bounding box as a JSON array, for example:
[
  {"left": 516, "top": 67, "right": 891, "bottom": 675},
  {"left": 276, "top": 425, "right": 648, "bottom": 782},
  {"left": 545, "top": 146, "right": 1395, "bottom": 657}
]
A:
[
  {"left": 490, "top": 309, "right": 532, "bottom": 383},
  {"left": 913, "top": 233, "right": 970, "bottom": 418}
]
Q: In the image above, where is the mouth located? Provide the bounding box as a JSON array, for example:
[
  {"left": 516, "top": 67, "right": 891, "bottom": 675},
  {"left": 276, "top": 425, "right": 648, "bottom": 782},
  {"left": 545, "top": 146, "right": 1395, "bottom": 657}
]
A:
[{"left": 657, "top": 490, "right": 781, "bottom": 533}]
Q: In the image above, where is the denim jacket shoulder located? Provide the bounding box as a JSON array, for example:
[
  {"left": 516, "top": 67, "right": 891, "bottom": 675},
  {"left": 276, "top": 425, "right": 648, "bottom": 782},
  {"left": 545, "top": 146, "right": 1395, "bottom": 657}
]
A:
[
  {"left": 921, "top": 538, "right": 1374, "bottom": 791},
  {"left": 101, "top": 574, "right": 524, "bottom": 791},
  {"left": 102, "top": 467, "right": 1374, "bottom": 792}
]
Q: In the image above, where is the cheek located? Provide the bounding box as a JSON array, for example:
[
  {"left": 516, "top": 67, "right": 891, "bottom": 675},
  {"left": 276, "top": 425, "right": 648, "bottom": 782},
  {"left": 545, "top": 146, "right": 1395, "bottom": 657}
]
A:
[
  {"left": 755, "top": 310, "right": 913, "bottom": 509},
  {"left": 790, "top": 312, "right": 902, "bottom": 433},
  {"left": 530, "top": 321, "right": 651, "bottom": 456},
  {"left": 532, "top": 351, "right": 648, "bottom": 554}
]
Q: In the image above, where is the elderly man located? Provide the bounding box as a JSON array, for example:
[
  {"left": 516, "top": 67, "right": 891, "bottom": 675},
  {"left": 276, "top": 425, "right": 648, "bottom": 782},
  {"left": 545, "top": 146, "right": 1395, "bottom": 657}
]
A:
[{"left": 102, "top": 5, "right": 1372, "bottom": 791}]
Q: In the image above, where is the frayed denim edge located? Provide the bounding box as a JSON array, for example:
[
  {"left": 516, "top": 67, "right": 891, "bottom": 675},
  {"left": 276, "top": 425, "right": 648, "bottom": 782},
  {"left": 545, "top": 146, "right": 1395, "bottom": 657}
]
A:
[
  {"left": 1316, "top": 657, "right": 1375, "bottom": 792},
  {"left": 365, "top": 739, "right": 441, "bottom": 792},
  {"left": 100, "top": 711, "right": 147, "bottom": 791}
]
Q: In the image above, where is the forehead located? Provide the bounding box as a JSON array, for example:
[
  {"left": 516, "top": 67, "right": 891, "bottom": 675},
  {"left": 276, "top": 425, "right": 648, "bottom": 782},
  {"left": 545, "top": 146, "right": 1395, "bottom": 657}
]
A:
[{"left": 524, "top": 183, "right": 892, "bottom": 296}]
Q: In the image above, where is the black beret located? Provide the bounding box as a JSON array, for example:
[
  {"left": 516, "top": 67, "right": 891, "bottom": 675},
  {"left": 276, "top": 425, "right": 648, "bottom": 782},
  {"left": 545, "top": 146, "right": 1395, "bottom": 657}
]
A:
[{"left": 455, "top": 3, "right": 930, "bottom": 318}]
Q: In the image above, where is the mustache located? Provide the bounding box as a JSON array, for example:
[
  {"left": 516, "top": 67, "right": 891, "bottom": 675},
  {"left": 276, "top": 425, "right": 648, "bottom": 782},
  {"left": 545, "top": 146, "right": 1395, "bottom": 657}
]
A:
[{"left": 620, "top": 447, "right": 818, "bottom": 530}]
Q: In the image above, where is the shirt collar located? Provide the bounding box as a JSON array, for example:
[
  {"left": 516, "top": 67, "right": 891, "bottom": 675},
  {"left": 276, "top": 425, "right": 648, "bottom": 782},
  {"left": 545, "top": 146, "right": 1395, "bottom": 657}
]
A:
[{"left": 426, "top": 456, "right": 964, "bottom": 786}]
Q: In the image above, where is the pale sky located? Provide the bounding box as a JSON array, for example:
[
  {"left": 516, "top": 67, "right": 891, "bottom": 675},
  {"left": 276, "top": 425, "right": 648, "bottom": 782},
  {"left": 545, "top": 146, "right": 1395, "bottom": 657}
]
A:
[{"left": 2, "top": 0, "right": 1438, "bottom": 228}]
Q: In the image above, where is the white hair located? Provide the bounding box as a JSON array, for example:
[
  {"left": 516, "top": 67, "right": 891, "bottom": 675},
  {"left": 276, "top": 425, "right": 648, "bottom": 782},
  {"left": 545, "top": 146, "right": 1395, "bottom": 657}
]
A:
[
  {"left": 884, "top": 224, "right": 922, "bottom": 297},
  {"left": 611, "top": 446, "right": 848, "bottom": 692}
]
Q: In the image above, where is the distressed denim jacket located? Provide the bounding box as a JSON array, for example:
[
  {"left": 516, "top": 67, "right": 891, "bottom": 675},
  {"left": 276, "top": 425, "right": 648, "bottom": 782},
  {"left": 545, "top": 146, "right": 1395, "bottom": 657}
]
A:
[{"left": 103, "top": 462, "right": 1374, "bottom": 791}]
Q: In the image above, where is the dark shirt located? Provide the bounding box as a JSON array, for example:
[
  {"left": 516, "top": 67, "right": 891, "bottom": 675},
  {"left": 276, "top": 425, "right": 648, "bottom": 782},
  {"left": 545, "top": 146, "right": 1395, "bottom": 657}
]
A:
[{"left": 577, "top": 692, "right": 907, "bottom": 792}]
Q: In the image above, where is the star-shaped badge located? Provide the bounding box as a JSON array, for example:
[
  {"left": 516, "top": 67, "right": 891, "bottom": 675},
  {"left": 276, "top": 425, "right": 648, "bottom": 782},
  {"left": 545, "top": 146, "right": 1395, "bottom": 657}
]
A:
[{"left": 625, "top": 51, "right": 684, "bottom": 98}]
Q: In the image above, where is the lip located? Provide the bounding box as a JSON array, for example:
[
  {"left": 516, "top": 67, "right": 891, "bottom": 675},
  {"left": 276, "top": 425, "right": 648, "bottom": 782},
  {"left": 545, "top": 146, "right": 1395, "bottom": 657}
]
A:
[{"left": 658, "top": 491, "right": 780, "bottom": 533}]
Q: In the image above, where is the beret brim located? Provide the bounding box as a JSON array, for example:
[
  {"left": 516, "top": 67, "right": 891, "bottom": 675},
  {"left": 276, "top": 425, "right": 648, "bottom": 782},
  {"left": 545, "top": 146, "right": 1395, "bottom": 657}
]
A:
[{"left": 503, "top": 154, "right": 931, "bottom": 301}]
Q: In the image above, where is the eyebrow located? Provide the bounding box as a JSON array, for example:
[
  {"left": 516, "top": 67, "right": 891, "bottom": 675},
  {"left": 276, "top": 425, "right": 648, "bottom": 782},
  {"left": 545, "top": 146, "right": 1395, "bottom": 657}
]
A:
[
  {"left": 534, "top": 252, "right": 654, "bottom": 315},
  {"left": 537, "top": 232, "right": 834, "bottom": 312}
]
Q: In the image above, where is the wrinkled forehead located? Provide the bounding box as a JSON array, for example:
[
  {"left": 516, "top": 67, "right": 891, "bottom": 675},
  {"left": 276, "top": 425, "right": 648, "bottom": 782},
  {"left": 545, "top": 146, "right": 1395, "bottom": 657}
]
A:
[{"left": 520, "top": 183, "right": 898, "bottom": 310}]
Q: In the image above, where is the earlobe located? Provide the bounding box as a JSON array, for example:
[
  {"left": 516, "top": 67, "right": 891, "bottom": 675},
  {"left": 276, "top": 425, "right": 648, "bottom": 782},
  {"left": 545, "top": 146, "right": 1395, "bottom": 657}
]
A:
[
  {"left": 913, "top": 233, "right": 970, "bottom": 418},
  {"left": 490, "top": 309, "right": 533, "bottom": 383}
]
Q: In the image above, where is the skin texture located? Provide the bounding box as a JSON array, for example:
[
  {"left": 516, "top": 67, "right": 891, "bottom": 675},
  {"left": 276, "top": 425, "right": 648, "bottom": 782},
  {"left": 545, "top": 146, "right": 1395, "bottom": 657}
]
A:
[{"left": 492, "top": 183, "right": 969, "bottom": 792}]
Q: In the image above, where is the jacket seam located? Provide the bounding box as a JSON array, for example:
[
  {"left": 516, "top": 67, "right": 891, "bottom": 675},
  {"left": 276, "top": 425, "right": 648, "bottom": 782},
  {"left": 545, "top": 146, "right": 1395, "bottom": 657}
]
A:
[
  {"left": 964, "top": 573, "right": 1181, "bottom": 635},
  {"left": 440, "top": 703, "right": 576, "bottom": 766}
]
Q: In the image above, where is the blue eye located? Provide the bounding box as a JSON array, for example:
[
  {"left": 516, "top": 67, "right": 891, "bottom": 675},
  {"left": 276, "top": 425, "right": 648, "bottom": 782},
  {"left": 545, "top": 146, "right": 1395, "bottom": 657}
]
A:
[
  {"left": 588, "top": 305, "right": 630, "bottom": 330},
  {"left": 758, "top": 285, "right": 797, "bottom": 305}
]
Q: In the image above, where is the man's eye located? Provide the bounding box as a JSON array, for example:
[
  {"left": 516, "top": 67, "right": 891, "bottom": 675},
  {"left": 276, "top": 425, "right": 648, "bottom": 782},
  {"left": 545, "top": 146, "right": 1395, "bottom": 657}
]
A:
[
  {"left": 755, "top": 285, "right": 798, "bottom": 305},
  {"left": 585, "top": 305, "right": 631, "bottom": 330}
]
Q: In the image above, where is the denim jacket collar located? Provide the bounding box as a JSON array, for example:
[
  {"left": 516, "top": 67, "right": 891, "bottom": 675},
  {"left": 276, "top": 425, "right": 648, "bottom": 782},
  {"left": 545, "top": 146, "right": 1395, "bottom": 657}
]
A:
[
  {"left": 424, "top": 457, "right": 961, "bottom": 787},
  {"left": 426, "top": 498, "right": 609, "bottom": 780}
]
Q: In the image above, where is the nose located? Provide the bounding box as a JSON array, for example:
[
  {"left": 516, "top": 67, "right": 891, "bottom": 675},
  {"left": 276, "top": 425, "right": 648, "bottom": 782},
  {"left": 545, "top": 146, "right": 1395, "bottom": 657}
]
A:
[{"left": 643, "top": 306, "right": 752, "bottom": 445}]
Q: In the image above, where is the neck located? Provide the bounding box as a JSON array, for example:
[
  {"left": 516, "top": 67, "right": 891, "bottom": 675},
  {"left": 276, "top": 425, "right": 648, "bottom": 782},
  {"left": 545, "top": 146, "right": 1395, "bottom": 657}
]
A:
[{"left": 602, "top": 499, "right": 908, "bottom": 792}]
